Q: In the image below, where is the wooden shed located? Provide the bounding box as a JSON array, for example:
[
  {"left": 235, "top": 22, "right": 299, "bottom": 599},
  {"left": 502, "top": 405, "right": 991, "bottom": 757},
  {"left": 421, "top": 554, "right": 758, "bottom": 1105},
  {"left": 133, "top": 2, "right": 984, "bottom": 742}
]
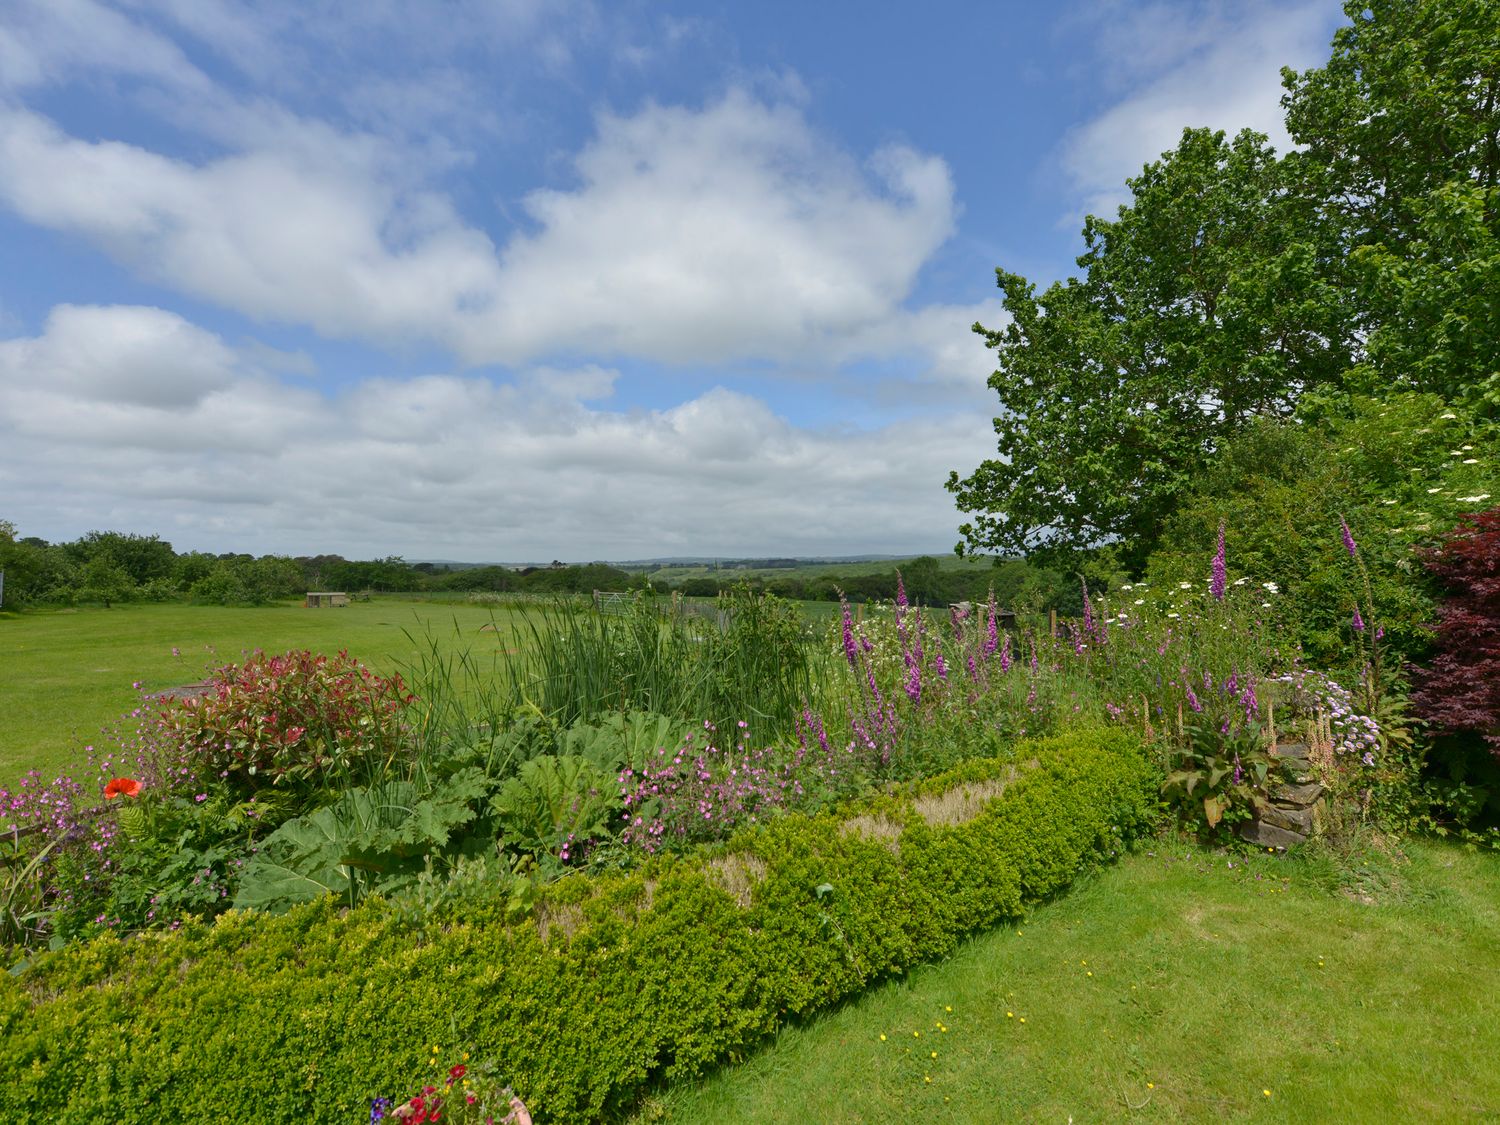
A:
[{"left": 305, "top": 592, "right": 350, "bottom": 608}]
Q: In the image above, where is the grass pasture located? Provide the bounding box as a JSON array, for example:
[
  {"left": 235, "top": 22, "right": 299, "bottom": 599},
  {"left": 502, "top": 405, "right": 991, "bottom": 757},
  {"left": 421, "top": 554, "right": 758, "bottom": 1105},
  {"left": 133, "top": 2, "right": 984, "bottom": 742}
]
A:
[
  {"left": 0, "top": 599, "right": 523, "bottom": 783},
  {"left": 635, "top": 839, "right": 1500, "bottom": 1123}
]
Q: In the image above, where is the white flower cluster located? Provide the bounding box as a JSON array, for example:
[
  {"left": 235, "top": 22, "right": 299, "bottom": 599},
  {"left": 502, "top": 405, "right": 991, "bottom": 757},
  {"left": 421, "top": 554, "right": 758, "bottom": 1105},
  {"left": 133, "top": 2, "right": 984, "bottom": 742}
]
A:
[{"left": 1272, "top": 670, "right": 1381, "bottom": 758}]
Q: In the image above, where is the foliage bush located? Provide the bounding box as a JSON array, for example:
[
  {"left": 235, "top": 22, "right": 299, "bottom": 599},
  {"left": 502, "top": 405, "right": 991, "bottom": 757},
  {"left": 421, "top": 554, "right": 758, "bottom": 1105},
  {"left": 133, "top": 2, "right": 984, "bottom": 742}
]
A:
[
  {"left": 0, "top": 728, "right": 1158, "bottom": 1124},
  {"left": 1412, "top": 506, "right": 1500, "bottom": 755},
  {"left": 1409, "top": 506, "right": 1500, "bottom": 827},
  {"left": 150, "top": 650, "right": 418, "bottom": 799},
  {"left": 1147, "top": 392, "right": 1497, "bottom": 670}
]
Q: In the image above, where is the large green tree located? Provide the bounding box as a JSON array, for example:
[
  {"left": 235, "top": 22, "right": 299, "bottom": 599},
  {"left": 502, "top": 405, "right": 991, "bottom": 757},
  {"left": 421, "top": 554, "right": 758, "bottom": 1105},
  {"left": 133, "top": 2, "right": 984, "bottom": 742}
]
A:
[
  {"left": 1282, "top": 0, "right": 1500, "bottom": 408},
  {"left": 950, "top": 0, "right": 1499, "bottom": 569},
  {"left": 949, "top": 127, "right": 1351, "bottom": 570}
]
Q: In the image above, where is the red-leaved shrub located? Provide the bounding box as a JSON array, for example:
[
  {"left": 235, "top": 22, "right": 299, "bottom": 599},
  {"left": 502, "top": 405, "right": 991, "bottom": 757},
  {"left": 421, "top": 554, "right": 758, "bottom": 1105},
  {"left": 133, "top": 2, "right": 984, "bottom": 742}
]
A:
[
  {"left": 1412, "top": 507, "right": 1500, "bottom": 758},
  {"left": 151, "top": 650, "right": 417, "bottom": 793}
]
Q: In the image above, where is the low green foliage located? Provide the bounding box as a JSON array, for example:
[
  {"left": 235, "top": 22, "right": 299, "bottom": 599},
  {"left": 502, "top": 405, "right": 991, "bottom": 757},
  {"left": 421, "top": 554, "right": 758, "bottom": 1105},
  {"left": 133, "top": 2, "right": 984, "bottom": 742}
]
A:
[
  {"left": 1161, "top": 719, "right": 1274, "bottom": 835},
  {"left": 0, "top": 728, "right": 1157, "bottom": 1123}
]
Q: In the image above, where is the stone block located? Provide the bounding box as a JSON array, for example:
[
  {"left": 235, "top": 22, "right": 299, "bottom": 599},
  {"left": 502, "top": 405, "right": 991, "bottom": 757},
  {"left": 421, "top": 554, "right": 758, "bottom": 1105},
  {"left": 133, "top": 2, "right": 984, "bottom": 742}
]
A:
[
  {"left": 1259, "top": 803, "right": 1314, "bottom": 833},
  {"left": 1271, "top": 782, "right": 1325, "bottom": 807},
  {"left": 1238, "top": 819, "right": 1306, "bottom": 848}
]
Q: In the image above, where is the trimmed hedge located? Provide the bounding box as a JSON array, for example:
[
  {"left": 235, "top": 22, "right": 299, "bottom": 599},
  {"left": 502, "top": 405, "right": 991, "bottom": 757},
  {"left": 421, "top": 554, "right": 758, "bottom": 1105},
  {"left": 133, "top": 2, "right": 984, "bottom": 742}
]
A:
[{"left": 0, "top": 727, "right": 1159, "bottom": 1123}]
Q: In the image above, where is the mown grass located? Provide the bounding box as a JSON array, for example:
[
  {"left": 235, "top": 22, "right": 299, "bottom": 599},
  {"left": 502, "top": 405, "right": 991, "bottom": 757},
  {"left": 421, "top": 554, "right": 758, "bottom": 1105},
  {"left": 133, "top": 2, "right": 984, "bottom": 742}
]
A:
[
  {"left": 0, "top": 599, "right": 523, "bottom": 783},
  {"left": 632, "top": 838, "right": 1500, "bottom": 1123}
]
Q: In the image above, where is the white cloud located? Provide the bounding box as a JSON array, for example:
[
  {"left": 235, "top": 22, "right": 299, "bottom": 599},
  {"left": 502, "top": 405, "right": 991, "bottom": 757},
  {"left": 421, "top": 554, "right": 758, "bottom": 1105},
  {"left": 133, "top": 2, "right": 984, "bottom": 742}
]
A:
[
  {"left": 1055, "top": 1, "right": 1341, "bottom": 218},
  {"left": 0, "top": 304, "right": 239, "bottom": 409},
  {"left": 0, "top": 107, "right": 507, "bottom": 348},
  {"left": 0, "top": 305, "right": 991, "bottom": 559},
  {"left": 483, "top": 91, "right": 956, "bottom": 365},
  {"left": 0, "top": 0, "right": 213, "bottom": 94},
  {"left": 0, "top": 89, "right": 958, "bottom": 371},
  {"left": 839, "top": 300, "right": 1008, "bottom": 391}
]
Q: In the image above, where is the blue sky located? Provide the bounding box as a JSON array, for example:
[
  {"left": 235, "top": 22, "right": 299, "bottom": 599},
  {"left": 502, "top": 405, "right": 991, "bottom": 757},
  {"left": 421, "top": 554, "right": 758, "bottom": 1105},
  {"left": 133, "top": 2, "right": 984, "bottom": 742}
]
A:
[{"left": 0, "top": 0, "right": 1345, "bottom": 562}]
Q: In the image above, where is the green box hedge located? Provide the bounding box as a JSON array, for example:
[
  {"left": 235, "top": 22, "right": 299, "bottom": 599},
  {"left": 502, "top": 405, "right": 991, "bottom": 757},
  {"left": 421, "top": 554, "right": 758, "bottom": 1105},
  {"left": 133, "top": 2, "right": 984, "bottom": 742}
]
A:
[{"left": 0, "top": 727, "right": 1159, "bottom": 1123}]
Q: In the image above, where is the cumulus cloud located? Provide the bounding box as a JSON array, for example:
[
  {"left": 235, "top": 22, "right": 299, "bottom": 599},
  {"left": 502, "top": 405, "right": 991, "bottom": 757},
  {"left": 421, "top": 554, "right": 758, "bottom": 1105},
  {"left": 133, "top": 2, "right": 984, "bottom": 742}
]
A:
[
  {"left": 0, "top": 0, "right": 972, "bottom": 384},
  {"left": 0, "top": 305, "right": 992, "bottom": 558},
  {"left": 479, "top": 90, "right": 957, "bottom": 364},
  {"left": 0, "top": 304, "right": 240, "bottom": 409},
  {"left": 0, "top": 107, "right": 508, "bottom": 349},
  {"left": 1055, "top": 1, "right": 1341, "bottom": 218},
  {"left": 0, "top": 89, "right": 957, "bottom": 372}
]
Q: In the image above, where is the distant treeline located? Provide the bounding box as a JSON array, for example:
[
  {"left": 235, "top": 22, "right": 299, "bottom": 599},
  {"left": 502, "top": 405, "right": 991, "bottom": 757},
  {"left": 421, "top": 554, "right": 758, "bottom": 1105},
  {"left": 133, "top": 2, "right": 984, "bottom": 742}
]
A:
[{"left": 0, "top": 527, "right": 1090, "bottom": 613}]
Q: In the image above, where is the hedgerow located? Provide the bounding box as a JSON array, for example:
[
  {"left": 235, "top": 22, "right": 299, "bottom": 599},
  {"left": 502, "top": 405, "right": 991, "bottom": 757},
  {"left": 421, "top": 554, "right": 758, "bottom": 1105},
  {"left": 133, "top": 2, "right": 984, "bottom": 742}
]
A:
[{"left": 0, "top": 727, "right": 1157, "bottom": 1124}]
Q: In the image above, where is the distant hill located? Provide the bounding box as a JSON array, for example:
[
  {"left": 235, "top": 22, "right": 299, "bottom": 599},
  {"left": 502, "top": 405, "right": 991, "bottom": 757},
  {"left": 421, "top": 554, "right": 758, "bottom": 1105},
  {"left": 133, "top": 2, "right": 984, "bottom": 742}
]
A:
[{"left": 411, "top": 553, "right": 1001, "bottom": 572}]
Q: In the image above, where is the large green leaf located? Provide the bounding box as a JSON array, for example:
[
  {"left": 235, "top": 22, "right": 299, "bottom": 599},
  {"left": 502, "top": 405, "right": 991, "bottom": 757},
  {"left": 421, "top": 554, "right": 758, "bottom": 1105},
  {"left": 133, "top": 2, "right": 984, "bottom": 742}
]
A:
[
  {"left": 557, "top": 711, "right": 695, "bottom": 774},
  {"left": 490, "top": 754, "right": 619, "bottom": 852},
  {"left": 232, "top": 805, "right": 353, "bottom": 913}
]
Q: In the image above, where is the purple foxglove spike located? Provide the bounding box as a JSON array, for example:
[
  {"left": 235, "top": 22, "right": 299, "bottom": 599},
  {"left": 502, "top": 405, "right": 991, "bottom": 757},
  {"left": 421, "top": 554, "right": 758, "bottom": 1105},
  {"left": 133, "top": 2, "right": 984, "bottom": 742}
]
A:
[
  {"left": 1352, "top": 606, "right": 1365, "bottom": 632},
  {"left": 999, "top": 633, "right": 1012, "bottom": 673},
  {"left": 1340, "top": 516, "right": 1358, "bottom": 557},
  {"left": 840, "top": 600, "right": 858, "bottom": 668},
  {"left": 1210, "top": 521, "right": 1227, "bottom": 601},
  {"left": 904, "top": 665, "right": 921, "bottom": 703}
]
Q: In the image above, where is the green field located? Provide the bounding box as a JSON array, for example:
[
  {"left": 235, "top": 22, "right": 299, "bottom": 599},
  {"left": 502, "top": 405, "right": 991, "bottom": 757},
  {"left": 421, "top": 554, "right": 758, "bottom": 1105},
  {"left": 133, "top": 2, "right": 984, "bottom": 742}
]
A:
[
  {"left": 0, "top": 599, "right": 524, "bottom": 783},
  {"left": 634, "top": 839, "right": 1500, "bottom": 1123}
]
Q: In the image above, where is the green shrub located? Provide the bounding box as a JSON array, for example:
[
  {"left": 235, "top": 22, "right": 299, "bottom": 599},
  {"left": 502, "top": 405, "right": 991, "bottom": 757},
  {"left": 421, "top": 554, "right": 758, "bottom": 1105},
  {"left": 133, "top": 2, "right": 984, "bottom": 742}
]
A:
[
  {"left": 0, "top": 728, "right": 1157, "bottom": 1124},
  {"left": 1148, "top": 392, "right": 1498, "bottom": 671},
  {"left": 150, "top": 650, "right": 418, "bottom": 799}
]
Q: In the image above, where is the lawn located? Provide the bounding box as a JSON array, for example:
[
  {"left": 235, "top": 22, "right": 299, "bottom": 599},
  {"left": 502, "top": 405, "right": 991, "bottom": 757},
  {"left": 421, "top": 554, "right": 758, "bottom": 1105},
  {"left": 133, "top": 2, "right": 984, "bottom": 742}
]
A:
[
  {"left": 633, "top": 838, "right": 1500, "bottom": 1123},
  {"left": 0, "top": 599, "right": 522, "bottom": 783}
]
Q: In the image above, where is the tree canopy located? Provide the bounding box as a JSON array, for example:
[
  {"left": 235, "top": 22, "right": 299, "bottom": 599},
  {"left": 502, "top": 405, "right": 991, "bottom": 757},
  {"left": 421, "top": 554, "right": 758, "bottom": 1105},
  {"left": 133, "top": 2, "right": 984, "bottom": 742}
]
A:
[{"left": 950, "top": 0, "right": 1499, "bottom": 569}]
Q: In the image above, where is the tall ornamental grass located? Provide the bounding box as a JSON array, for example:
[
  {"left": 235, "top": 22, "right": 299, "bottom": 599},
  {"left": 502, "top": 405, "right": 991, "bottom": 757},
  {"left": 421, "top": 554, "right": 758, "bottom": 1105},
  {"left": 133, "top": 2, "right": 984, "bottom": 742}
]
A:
[{"left": 497, "top": 588, "right": 819, "bottom": 743}]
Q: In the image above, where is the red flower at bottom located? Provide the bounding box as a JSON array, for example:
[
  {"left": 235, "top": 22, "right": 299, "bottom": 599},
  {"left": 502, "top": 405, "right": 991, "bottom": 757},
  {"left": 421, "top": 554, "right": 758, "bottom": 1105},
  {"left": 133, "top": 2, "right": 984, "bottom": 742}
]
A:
[{"left": 104, "top": 777, "right": 142, "bottom": 799}]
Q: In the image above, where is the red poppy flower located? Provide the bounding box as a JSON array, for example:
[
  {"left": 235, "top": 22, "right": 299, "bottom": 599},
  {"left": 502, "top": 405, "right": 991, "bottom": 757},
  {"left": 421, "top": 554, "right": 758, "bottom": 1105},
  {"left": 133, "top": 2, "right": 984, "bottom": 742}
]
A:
[
  {"left": 103, "top": 777, "right": 142, "bottom": 799},
  {"left": 448, "top": 1064, "right": 466, "bottom": 1081}
]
